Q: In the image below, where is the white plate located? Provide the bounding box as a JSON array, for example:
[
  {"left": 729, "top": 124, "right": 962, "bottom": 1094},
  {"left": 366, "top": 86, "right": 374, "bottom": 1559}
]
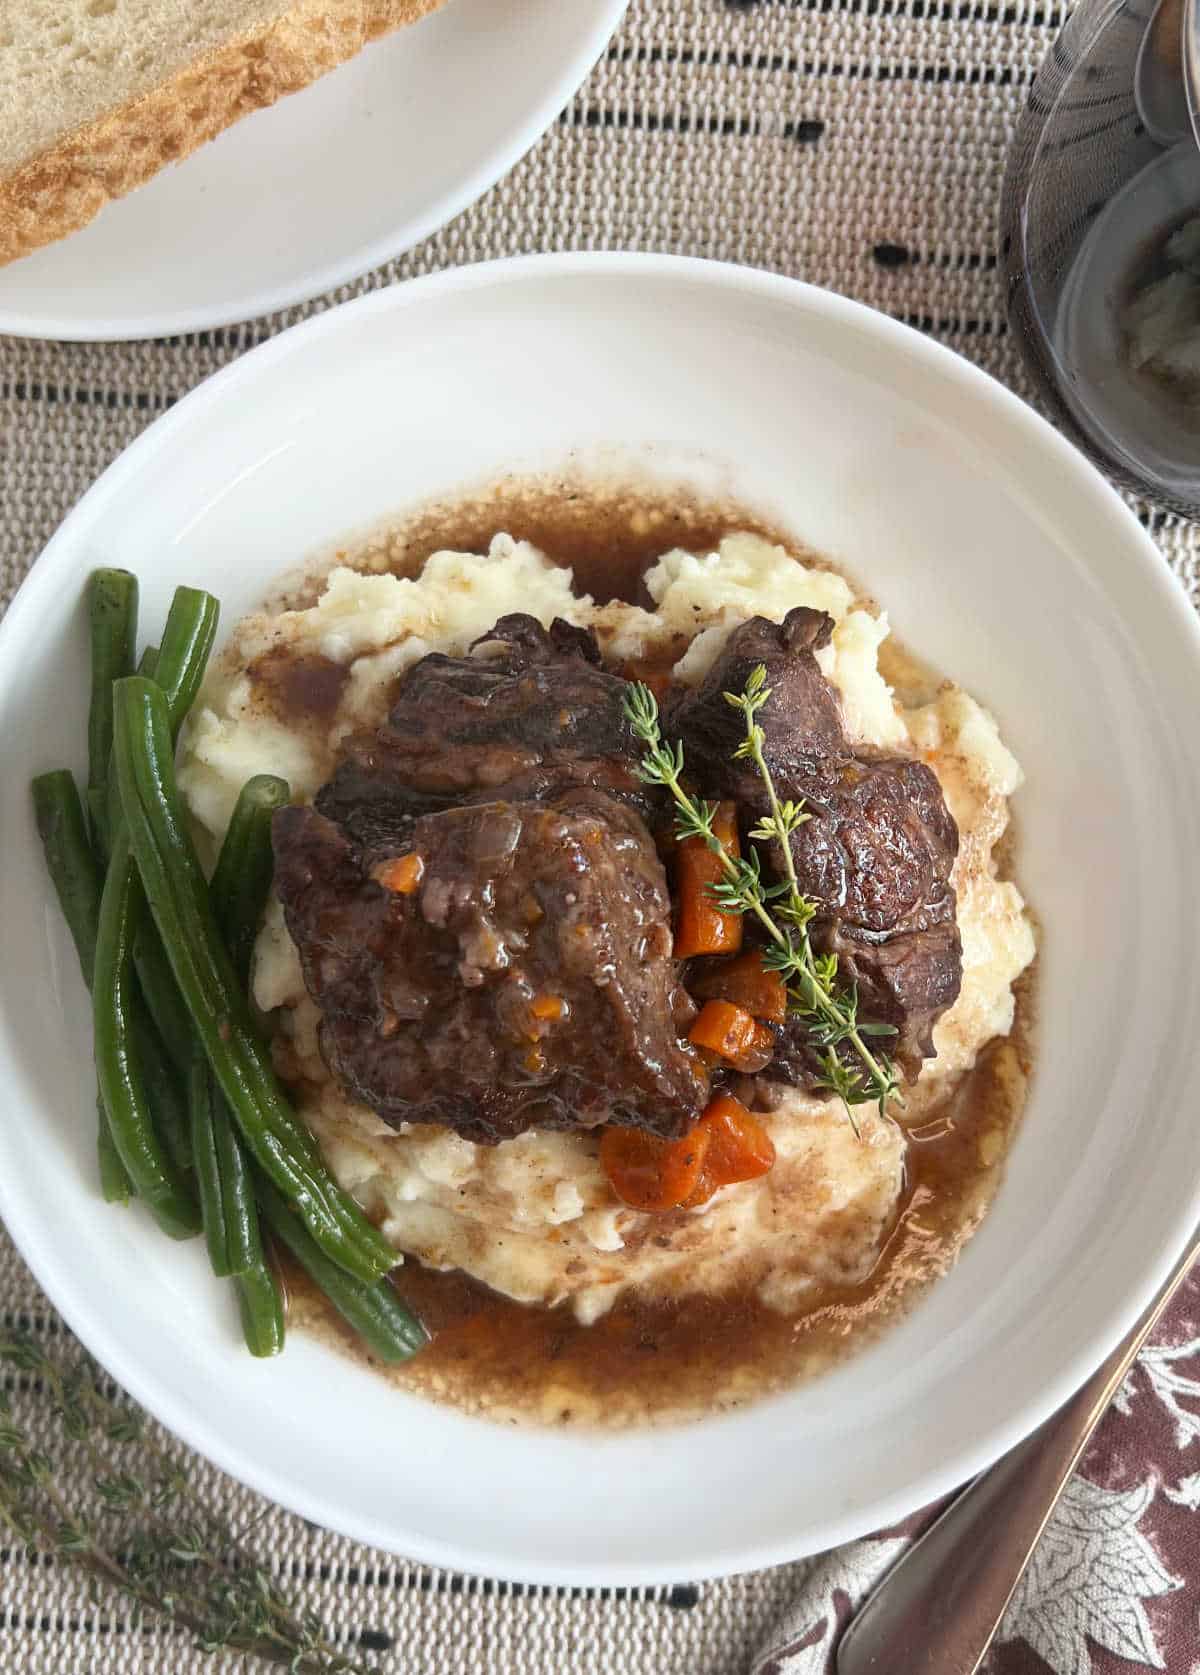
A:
[
  {"left": 0, "top": 0, "right": 626, "bottom": 342},
  {"left": 3, "top": 255, "right": 1200, "bottom": 1585}
]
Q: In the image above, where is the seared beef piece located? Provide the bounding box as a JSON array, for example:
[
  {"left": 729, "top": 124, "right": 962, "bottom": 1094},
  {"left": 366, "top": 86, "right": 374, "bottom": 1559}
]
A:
[
  {"left": 785, "top": 754, "right": 958, "bottom": 939},
  {"left": 272, "top": 791, "right": 708, "bottom": 1145},
  {"left": 755, "top": 754, "right": 960, "bottom": 1081},
  {"left": 665, "top": 608, "right": 845, "bottom": 797},
  {"left": 317, "top": 615, "right": 658, "bottom": 843},
  {"left": 758, "top": 754, "right": 962, "bottom": 1081},
  {"left": 671, "top": 607, "right": 962, "bottom": 1080},
  {"left": 313, "top": 769, "right": 447, "bottom": 853},
  {"left": 281, "top": 597, "right": 962, "bottom": 1138}
]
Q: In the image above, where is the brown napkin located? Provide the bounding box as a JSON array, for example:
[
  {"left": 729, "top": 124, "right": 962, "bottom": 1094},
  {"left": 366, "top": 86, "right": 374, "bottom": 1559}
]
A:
[{"left": 750, "top": 1268, "right": 1200, "bottom": 1674}]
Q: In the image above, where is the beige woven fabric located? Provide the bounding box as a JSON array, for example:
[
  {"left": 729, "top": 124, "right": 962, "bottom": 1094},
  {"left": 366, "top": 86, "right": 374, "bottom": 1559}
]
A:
[{"left": 3, "top": 0, "right": 1200, "bottom": 1670}]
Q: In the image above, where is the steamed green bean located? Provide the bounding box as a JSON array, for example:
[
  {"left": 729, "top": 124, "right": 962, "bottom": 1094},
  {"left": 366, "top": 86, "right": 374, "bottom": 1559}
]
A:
[
  {"left": 257, "top": 1178, "right": 425, "bottom": 1363},
  {"left": 113, "top": 677, "right": 396, "bottom": 1285},
  {"left": 86, "top": 569, "right": 137, "bottom": 853}
]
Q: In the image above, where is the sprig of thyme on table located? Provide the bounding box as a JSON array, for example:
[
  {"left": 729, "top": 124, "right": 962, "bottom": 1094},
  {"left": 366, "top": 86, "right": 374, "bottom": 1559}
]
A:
[
  {"left": 623, "top": 667, "right": 902, "bottom": 1131},
  {"left": 0, "top": 1329, "right": 380, "bottom": 1673}
]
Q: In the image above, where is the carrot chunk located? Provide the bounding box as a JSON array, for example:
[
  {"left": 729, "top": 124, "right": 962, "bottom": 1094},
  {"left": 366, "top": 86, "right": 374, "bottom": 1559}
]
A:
[
  {"left": 687, "top": 999, "right": 776, "bottom": 1072},
  {"left": 688, "top": 998, "right": 757, "bottom": 1058},
  {"left": 373, "top": 852, "right": 425, "bottom": 894},
  {"left": 682, "top": 1094, "right": 777, "bottom": 1207},
  {"left": 600, "top": 1123, "right": 712, "bottom": 1212},
  {"left": 702, "top": 1094, "right": 776, "bottom": 1184},
  {"left": 672, "top": 801, "right": 743, "bottom": 958},
  {"left": 601, "top": 1094, "right": 777, "bottom": 1215}
]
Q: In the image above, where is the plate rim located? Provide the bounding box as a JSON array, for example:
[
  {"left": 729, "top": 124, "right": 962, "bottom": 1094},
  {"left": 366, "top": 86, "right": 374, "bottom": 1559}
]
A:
[
  {"left": 2, "top": 252, "right": 1199, "bottom": 1584},
  {"left": 0, "top": 0, "right": 629, "bottom": 343}
]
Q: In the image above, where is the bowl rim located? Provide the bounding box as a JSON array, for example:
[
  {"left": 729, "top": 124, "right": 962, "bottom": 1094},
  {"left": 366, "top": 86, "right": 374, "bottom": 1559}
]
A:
[{"left": 2, "top": 251, "right": 1199, "bottom": 1584}]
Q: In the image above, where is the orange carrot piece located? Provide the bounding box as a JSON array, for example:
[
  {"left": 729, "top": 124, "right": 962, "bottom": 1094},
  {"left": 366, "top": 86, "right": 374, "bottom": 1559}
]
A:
[
  {"left": 600, "top": 1122, "right": 711, "bottom": 1212},
  {"left": 687, "top": 1000, "right": 774, "bottom": 1074},
  {"left": 682, "top": 1094, "right": 777, "bottom": 1207},
  {"left": 702, "top": 1094, "right": 776, "bottom": 1184},
  {"left": 373, "top": 852, "right": 425, "bottom": 894},
  {"left": 530, "top": 993, "right": 566, "bottom": 1021},
  {"left": 689, "top": 999, "right": 775, "bottom": 1072},
  {"left": 673, "top": 801, "right": 743, "bottom": 958},
  {"left": 688, "top": 998, "right": 757, "bottom": 1058}
]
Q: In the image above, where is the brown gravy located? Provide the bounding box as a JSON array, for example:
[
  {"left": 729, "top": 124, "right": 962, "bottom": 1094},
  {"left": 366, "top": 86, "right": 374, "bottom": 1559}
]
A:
[
  {"left": 262, "top": 477, "right": 1036, "bottom": 1427},
  {"left": 275, "top": 474, "right": 841, "bottom": 612},
  {"left": 284, "top": 1020, "right": 1031, "bottom": 1427},
  {"left": 249, "top": 647, "right": 350, "bottom": 724}
]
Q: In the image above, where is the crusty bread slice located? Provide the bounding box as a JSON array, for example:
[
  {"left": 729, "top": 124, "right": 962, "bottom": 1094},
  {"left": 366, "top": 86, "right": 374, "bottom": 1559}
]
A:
[{"left": 0, "top": 0, "right": 447, "bottom": 267}]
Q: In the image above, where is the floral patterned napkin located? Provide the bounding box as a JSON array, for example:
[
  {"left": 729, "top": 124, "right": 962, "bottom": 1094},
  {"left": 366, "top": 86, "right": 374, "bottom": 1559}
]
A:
[{"left": 752, "top": 1269, "right": 1200, "bottom": 1674}]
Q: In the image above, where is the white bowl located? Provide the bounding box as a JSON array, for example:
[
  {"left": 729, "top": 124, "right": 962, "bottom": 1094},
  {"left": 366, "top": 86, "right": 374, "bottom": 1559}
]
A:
[{"left": 2, "top": 255, "right": 1199, "bottom": 1585}]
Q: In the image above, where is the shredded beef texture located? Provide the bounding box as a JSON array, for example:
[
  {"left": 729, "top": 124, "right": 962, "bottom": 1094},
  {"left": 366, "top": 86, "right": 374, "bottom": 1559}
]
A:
[
  {"left": 272, "top": 791, "right": 708, "bottom": 1145},
  {"left": 277, "top": 600, "right": 963, "bottom": 1140},
  {"left": 669, "top": 607, "right": 962, "bottom": 1079}
]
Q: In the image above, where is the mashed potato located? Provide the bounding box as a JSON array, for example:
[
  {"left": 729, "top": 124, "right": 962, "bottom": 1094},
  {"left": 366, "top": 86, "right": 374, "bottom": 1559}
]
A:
[{"left": 180, "top": 532, "right": 1036, "bottom": 1323}]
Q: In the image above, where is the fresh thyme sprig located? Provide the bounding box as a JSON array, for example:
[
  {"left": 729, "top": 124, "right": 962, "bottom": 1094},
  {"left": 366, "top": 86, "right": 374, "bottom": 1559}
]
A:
[
  {"left": 0, "top": 1330, "right": 381, "bottom": 1673},
  {"left": 624, "top": 671, "right": 902, "bottom": 1130}
]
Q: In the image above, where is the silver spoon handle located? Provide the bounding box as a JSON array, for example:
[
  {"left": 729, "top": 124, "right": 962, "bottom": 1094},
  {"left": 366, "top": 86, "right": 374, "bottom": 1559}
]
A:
[{"left": 836, "top": 1223, "right": 1200, "bottom": 1675}]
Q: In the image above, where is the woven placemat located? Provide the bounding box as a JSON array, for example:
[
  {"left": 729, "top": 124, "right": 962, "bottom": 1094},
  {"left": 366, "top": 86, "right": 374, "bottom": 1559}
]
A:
[{"left": 4, "top": 1, "right": 1200, "bottom": 1671}]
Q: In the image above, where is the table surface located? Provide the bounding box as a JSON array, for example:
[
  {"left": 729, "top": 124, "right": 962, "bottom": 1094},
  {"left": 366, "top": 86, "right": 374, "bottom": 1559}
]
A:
[{"left": 4, "top": 2, "right": 1200, "bottom": 1672}]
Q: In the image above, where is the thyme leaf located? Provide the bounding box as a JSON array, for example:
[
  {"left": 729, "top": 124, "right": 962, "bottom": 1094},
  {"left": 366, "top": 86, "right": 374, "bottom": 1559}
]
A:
[
  {"left": 624, "top": 670, "right": 902, "bottom": 1131},
  {"left": 0, "top": 1331, "right": 380, "bottom": 1672}
]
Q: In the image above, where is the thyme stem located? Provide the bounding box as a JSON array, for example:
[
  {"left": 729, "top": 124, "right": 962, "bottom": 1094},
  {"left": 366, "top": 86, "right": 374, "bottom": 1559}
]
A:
[
  {"left": 727, "top": 676, "right": 901, "bottom": 1125},
  {"left": 0, "top": 1331, "right": 379, "bottom": 1673},
  {"left": 624, "top": 670, "right": 901, "bottom": 1129}
]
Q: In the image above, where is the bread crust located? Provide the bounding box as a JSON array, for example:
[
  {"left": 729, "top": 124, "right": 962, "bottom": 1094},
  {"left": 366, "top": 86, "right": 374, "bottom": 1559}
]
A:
[{"left": 0, "top": 0, "right": 447, "bottom": 267}]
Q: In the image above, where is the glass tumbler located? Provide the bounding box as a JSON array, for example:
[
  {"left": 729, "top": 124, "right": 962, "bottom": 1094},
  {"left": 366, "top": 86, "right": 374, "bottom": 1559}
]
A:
[{"left": 1002, "top": 0, "right": 1200, "bottom": 513}]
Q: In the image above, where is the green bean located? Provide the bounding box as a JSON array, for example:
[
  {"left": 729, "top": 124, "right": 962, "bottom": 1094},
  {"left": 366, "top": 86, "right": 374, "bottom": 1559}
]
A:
[
  {"left": 103, "top": 594, "right": 217, "bottom": 855},
  {"left": 103, "top": 585, "right": 216, "bottom": 850},
  {"left": 32, "top": 772, "right": 103, "bottom": 979},
  {"left": 33, "top": 770, "right": 186, "bottom": 1183},
  {"left": 257, "top": 1178, "right": 425, "bottom": 1363},
  {"left": 210, "top": 774, "right": 289, "bottom": 985},
  {"left": 31, "top": 769, "right": 192, "bottom": 1174},
  {"left": 98, "top": 584, "right": 221, "bottom": 1181},
  {"left": 194, "top": 1053, "right": 286, "bottom": 1347},
  {"left": 189, "top": 1057, "right": 230, "bottom": 1276},
  {"left": 45, "top": 587, "right": 215, "bottom": 1217},
  {"left": 96, "top": 1094, "right": 132, "bottom": 1205},
  {"left": 234, "top": 1260, "right": 286, "bottom": 1359},
  {"left": 103, "top": 647, "right": 161, "bottom": 845},
  {"left": 131, "top": 919, "right": 195, "bottom": 1073},
  {"left": 213, "top": 1093, "right": 261, "bottom": 1279},
  {"left": 93, "top": 831, "right": 199, "bottom": 1240},
  {"left": 110, "top": 596, "right": 219, "bottom": 1044},
  {"left": 194, "top": 774, "right": 289, "bottom": 1277},
  {"left": 31, "top": 771, "right": 135, "bottom": 1203},
  {"left": 87, "top": 570, "right": 137, "bottom": 853},
  {"left": 132, "top": 1004, "right": 191, "bottom": 1173},
  {"left": 113, "top": 677, "right": 397, "bottom": 1284},
  {"left": 189, "top": 1027, "right": 267, "bottom": 1284},
  {"left": 205, "top": 774, "right": 290, "bottom": 1344},
  {"left": 121, "top": 600, "right": 218, "bottom": 1072},
  {"left": 153, "top": 587, "right": 219, "bottom": 735},
  {"left": 210, "top": 773, "right": 289, "bottom": 1269}
]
